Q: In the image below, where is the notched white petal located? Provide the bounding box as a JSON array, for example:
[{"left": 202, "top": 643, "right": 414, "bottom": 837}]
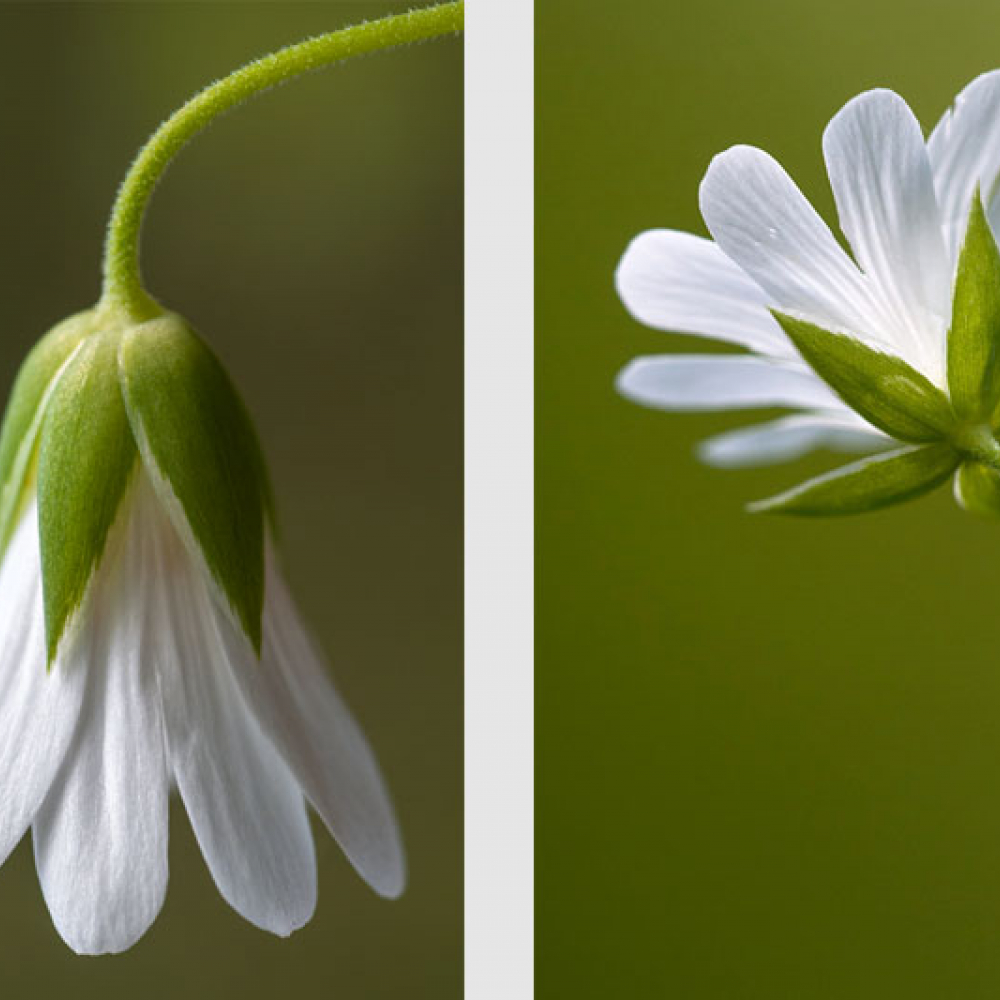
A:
[
  {"left": 230, "top": 552, "right": 406, "bottom": 899},
  {"left": 928, "top": 70, "right": 1000, "bottom": 259},
  {"left": 698, "top": 144, "right": 890, "bottom": 343},
  {"left": 697, "top": 412, "right": 891, "bottom": 469},
  {"left": 33, "top": 478, "right": 169, "bottom": 956},
  {"left": 822, "top": 88, "right": 949, "bottom": 383},
  {"left": 0, "top": 504, "right": 84, "bottom": 869},
  {"left": 616, "top": 354, "right": 843, "bottom": 413},
  {"left": 146, "top": 482, "right": 317, "bottom": 936},
  {"left": 615, "top": 229, "right": 792, "bottom": 357}
]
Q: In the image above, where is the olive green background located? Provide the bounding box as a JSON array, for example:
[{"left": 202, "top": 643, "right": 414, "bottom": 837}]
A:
[
  {"left": 538, "top": 1, "right": 1000, "bottom": 996},
  {"left": 0, "top": 3, "right": 460, "bottom": 996}
]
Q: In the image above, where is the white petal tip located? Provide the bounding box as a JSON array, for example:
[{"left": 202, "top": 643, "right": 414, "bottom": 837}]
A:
[
  {"left": 699, "top": 144, "right": 768, "bottom": 196},
  {"left": 232, "top": 883, "right": 317, "bottom": 938},
  {"left": 262, "top": 908, "right": 316, "bottom": 939},
  {"left": 614, "top": 361, "right": 642, "bottom": 402},
  {"left": 66, "top": 942, "right": 133, "bottom": 957},
  {"left": 371, "top": 868, "right": 407, "bottom": 901},
  {"left": 696, "top": 439, "right": 745, "bottom": 470},
  {"left": 357, "top": 839, "right": 408, "bottom": 900},
  {"left": 373, "top": 880, "right": 407, "bottom": 901},
  {"left": 55, "top": 921, "right": 156, "bottom": 957},
  {"left": 744, "top": 501, "right": 768, "bottom": 514}
]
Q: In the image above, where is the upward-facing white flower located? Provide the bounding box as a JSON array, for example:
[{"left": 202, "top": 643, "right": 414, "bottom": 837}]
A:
[
  {"left": 0, "top": 309, "right": 404, "bottom": 954},
  {"left": 617, "top": 72, "right": 1000, "bottom": 514}
]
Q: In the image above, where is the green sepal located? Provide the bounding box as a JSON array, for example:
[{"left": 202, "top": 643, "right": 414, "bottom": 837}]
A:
[
  {"left": 773, "top": 312, "right": 956, "bottom": 442},
  {"left": 0, "top": 312, "right": 95, "bottom": 562},
  {"left": 37, "top": 328, "right": 138, "bottom": 665},
  {"left": 748, "top": 442, "right": 959, "bottom": 517},
  {"left": 954, "top": 461, "right": 1000, "bottom": 516},
  {"left": 118, "top": 314, "right": 272, "bottom": 654},
  {"left": 948, "top": 190, "right": 1000, "bottom": 421}
]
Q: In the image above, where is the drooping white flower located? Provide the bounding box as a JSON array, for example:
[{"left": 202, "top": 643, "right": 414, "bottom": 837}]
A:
[
  {"left": 616, "top": 73, "right": 1000, "bottom": 515},
  {"left": 0, "top": 308, "right": 404, "bottom": 954}
]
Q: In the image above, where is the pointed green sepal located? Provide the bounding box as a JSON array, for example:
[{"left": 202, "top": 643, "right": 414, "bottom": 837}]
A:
[
  {"left": 948, "top": 190, "right": 1000, "bottom": 420},
  {"left": 118, "top": 314, "right": 272, "bottom": 654},
  {"left": 0, "top": 312, "right": 95, "bottom": 562},
  {"left": 954, "top": 460, "right": 1000, "bottom": 516},
  {"left": 748, "top": 442, "right": 959, "bottom": 517},
  {"left": 37, "top": 329, "right": 139, "bottom": 664},
  {"left": 773, "top": 312, "right": 955, "bottom": 442}
]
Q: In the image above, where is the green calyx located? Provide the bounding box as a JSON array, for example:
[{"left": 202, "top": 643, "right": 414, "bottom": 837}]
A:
[
  {"left": 748, "top": 443, "right": 960, "bottom": 517},
  {"left": 0, "top": 311, "right": 96, "bottom": 564},
  {"left": 118, "top": 314, "right": 274, "bottom": 654},
  {"left": 0, "top": 305, "right": 274, "bottom": 665},
  {"left": 38, "top": 323, "right": 140, "bottom": 665},
  {"left": 948, "top": 188, "right": 1000, "bottom": 421},
  {"left": 771, "top": 311, "right": 956, "bottom": 443},
  {"left": 749, "top": 421, "right": 1000, "bottom": 518},
  {"left": 754, "top": 190, "right": 1000, "bottom": 519}
]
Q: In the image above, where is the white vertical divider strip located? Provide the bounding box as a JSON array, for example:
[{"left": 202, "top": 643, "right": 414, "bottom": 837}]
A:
[{"left": 465, "top": 0, "right": 534, "bottom": 997}]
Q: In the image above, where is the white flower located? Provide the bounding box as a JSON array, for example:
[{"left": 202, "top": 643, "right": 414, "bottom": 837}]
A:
[
  {"left": 0, "top": 311, "right": 404, "bottom": 954},
  {"left": 616, "top": 72, "right": 1000, "bottom": 491}
]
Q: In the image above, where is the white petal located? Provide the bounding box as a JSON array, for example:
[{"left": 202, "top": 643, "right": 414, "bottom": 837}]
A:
[
  {"left": 33, "top": 481, "right": 169, "bottom": 955},
  {"left": 823, "top": 89, "right": 950, "bottom": 383},
  {"left": 697, "top": 412, "right": 892, "bottom": 469},
  {"left": 616, "top": 355, "right": 844, "bottom": 412},
  {"left": 927, "top": 70, "right": 1000, "bottom": 259},
  {"left": 0, "top": 504, "right": 84, "bottom": 868},
  {"left": 615, "top": 229, "right": 793, "bottom": 356},
  {"left": 226, "top": 554, "right": 405, "bottom": 899},
  {"left": 148, "top": 483, "right": 317, "bottom": 936},
  {"left": 699, "top": 144, "right": 890, "bottom": 343}
]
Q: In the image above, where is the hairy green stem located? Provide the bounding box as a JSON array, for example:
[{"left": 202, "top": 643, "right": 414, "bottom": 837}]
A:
[{"left": 100, "top": 1, "right": 463, "bottom": 320}]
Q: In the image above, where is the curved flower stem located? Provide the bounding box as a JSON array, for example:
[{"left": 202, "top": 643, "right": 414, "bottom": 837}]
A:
[{"left": 99, "top": 1, "right": 463, "bottom": 321}]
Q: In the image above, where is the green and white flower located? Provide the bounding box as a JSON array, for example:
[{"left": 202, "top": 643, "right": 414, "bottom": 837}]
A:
[
  {"left": 616, "top": 72, "right": 1000, "bottom": 515},
  {"left": 0, "top": 308, "right": 404, "bottom": 954},
  {"left": 0, "top": 0, "right": 464, "bottom": 956}
]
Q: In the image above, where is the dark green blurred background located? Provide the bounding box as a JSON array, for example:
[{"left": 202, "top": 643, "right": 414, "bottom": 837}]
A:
[
  {"left": 0, "top": 2, "right": 460, "bottom": 996},
  {"left": 538, "top": 1, "right": 1000, "bottom": 996}
]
